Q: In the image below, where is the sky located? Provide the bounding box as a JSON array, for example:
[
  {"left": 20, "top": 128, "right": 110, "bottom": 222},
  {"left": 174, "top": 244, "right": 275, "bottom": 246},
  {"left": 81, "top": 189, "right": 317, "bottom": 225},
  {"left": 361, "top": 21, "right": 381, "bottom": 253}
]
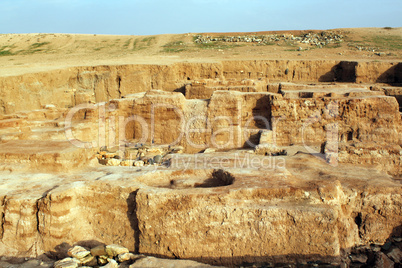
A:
[{"left": 0, "top": 0, "right": 401, "bottom": 35}]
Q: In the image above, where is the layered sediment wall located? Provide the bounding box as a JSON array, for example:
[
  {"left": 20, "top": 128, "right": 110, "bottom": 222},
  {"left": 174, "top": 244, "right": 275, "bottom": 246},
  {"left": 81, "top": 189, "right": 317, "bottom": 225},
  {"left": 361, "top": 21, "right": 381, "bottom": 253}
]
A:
[{"left": 0, "top": 60, "right": 401, "bottom": 115}]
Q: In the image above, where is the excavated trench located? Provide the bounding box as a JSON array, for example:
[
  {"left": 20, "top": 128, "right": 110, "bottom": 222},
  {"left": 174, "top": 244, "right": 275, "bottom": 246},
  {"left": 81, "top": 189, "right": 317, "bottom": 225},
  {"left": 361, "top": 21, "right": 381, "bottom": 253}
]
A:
[{"left": 0, "top": 59, "right": 401, "bottom": 266}]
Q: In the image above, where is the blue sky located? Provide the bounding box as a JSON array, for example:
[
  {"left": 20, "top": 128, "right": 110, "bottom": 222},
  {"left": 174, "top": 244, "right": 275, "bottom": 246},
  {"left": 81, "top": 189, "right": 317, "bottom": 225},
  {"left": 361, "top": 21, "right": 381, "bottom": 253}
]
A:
[{"left": 0, "top": 0, "right": 401, "bottom": 35}]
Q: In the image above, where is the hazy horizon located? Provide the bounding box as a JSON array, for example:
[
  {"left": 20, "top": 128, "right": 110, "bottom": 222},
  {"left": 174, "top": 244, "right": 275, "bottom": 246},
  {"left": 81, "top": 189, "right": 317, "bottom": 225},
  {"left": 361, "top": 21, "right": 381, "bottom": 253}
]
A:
[{"left": 1, "top": 0, "right": 401, "bottom": 35}]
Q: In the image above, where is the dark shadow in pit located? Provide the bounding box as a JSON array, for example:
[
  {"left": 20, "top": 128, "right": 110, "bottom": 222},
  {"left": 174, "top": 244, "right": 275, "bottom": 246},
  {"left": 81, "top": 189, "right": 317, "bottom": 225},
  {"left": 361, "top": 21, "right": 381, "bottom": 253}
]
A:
[
  {"left": 376, "top": 62, "right": 402, "bottom": 84},
  {"left": 252, "top": 96, "right": 272, "bottom": 129},
  {"left": 193, "top": 169, "right": 235, "bottom": 188},
  {"left": 243, "top": 95, "right": 272, "bottom": 148},
  {"left": 168, "top": 169, "right": 235, "bottom": 189},
  {"left": 242, "top": 132, "right": 261, "bottom": 149},
  {"left": 319, "top": 61, "right": 358, "bottom": 82},
  {"left": 293, "top": 146, "right": 327, "bottom": 160},
  {"left": 173, "top": 85, "right": 187, "bottom": 96},
  {"left": 127, "top": 190, "right": 140, "bottom": 254}
]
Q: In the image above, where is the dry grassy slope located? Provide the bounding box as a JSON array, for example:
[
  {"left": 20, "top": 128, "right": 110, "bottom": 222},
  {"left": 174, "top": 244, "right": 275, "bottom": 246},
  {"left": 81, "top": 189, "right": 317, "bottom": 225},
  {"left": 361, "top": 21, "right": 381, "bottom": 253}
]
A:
[{"left": 0, "top": 27, "right": 401, "bottom": 77}]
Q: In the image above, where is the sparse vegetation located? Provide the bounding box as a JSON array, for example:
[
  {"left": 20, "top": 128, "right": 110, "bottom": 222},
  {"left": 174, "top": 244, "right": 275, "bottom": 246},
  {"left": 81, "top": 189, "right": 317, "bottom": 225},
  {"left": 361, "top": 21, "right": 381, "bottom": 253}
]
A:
[
  {"left": 22, "top": 42, "right": 51, "bottom": 54},
  {"left": 142, "top": 36, "right": 156, "bottom": 46},
  {"left": 195, "top": 41, "right": 243, "bottom": 50},
  {"left": 0, "top": 42, "right": 53, "bottom": 56},
  {"left": 29, "top": 42, "right": 50, "bottom": 49},
  {"left": 347, "top": 34, "right": 402, "bottom": 52},
  {"left": 368, "top": 35, "right": 402, "bottom": 51},
  {"left": 162, "top": 41, "right": 187, "bottom": 53},
  {"left": 123, "top": 38, "right": 132, "bottom": 48},
  {"left": 0, "top": 45, "right": 14, "bottom": 56},
  {"left": 129, "top": 37, "right": 156, "bottom": 51},
  {"left": 0, "top": 50, "right": 13, "bottom": 56},
  {"left": 327, "top": 42, "right": 342, "bottom": 49},
  {"left": 132, "top": 38, "right": 145, "bottom": 51},
  {"left": 284, "top": 41, "right": 297, "bottom": 48}
]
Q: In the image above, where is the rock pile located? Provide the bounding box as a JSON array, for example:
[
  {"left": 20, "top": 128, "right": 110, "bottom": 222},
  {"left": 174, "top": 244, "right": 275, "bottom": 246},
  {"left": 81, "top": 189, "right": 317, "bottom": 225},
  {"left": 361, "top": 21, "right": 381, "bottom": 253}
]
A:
[
  {"left": 54, "top": 244, "right": 143, "bottom": 268},
  {"left": 254, "top": 130, "right": 287, "bottom": 156},
  {"left": 348, "top": 43, "right": 378, "bottom": 52},
  {"left": 96, "top": 144, "right": 184, "bottom": 167},
  {"left": 347, "top": 236, "right": 402, "bottom": 267},
  {"left": 2, "top": 238, "right": 400, "bottom": 267},
  {"left": 194, "top": 31, "right": 344, "bottom": 47},
  {"left": 348, "top": 43, "right": 392, "bottom": 55},
  {"left": 51, "top": 244, "right": 221, "bottom": 268}
]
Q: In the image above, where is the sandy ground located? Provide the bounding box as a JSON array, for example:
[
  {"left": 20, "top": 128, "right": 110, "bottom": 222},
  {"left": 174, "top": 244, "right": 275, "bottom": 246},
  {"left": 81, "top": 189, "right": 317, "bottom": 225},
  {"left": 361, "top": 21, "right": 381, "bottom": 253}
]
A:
[{"left": 0, "top": 27, "right": 401, "bottom": 77}]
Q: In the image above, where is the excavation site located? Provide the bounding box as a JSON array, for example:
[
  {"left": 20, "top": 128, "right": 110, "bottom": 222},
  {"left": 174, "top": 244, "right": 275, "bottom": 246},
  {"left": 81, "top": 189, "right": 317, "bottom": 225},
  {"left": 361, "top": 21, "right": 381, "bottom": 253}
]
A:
[{"left": 0, "top": 28, "right": 401, "bottom": 267}]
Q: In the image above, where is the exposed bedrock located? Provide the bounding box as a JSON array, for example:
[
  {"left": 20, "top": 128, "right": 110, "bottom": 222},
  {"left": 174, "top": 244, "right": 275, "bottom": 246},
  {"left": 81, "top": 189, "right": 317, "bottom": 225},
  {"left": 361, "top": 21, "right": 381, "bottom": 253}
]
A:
[
  {"left": 0, "top": 154, "right": 401, "bottom": 266},
  {"left": 0, "top": 176, "right": 140, "bottom": 257},
  {"left": 0, "top": 60, "right": 401, "bottom": 115}
]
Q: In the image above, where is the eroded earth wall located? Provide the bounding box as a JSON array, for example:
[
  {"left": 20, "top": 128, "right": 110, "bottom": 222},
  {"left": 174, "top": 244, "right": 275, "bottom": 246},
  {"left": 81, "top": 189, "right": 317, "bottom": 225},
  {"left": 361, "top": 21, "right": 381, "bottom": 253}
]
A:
[{"left": 1, "top": 60, "right": 401, "bottom": 115}]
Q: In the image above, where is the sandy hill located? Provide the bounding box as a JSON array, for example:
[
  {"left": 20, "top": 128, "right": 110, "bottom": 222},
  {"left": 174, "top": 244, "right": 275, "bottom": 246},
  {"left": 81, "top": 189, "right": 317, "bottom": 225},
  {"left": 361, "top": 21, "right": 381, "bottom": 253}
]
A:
[{"left": 0, "top": 27, "right": 401, "bottom": 76}]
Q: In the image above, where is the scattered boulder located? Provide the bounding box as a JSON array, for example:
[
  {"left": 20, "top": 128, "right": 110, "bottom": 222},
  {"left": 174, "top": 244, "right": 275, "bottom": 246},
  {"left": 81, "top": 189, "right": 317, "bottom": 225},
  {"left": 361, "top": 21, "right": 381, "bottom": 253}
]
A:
[
  {"left": 67, "top": 246, "right": 95, "bottom": 265},
  {"left": 105, "top": 244, "right": 129, "bottom": 257},
  {"left": 97, "top": 145, "right": 182, "bottom": 167},
  {"left": 134, "top": 160, "right": 144, "bottom": 167},
  {"left": 375, "top": 252, "right": 394, "bottom": 268},
  {"left": 194, "top": 31, "right": 344, "bottom": 47},
  {"left": 99, "top": 259, "right": 118, "bottom": 268},
  {"left": 117, "top": 253, "right": 144, "bottom": 263},
  {"left": 67, "top": 246, "right": 91, "bottom": 260},
  {"left": 349, "top": 254, "right": 368, "bottom": 264},
  {"left": 104, "top": 153, "right": 117, "bottom": 159},
  {"left": 54, "top": 258, "right": 80, "bottom": 268},
  {"left": 170, "top": 146, "right": 184, "bottom": 154},
  {"left": 153, "top": 155, "right": 162, "bottom": 164},
  {"left": 90, "top": 245, "right": 106, "bottom": 257},
  {"left": 387, "top": 247, "right": 402, "bottom": 263},
  {"left": 203, "top": 148, "right": 216, "bottom": 153},
  {"left": 97, "top": 256, "right": 109, "bottom": 266},
  {"left": 147, "top": 147, "right": 164, "bottom": 155},
  {"left": 44, "top": 104, "right": 56, "bottom": 109},
  {"left": 120, "top": 160, "right": 135, "bottom": 166},
  {"left": 106, "top": 158, "right": 121, "bottom": 166},
  {"left": 255, "top": 144, "right": 286, "bottom": 156}
]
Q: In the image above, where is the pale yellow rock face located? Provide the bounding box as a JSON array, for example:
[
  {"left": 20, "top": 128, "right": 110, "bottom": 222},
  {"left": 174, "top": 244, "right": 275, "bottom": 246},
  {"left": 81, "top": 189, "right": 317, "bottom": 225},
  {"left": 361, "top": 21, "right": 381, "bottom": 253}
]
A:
[{"left": 271, "top": 95, "right": 401, "bottom": 146}]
